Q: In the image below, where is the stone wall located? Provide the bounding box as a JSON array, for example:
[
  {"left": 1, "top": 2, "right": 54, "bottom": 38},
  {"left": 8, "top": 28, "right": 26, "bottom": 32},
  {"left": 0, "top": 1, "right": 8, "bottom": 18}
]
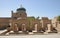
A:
[
  {"left": 40, "top": 17, "right": 51, "bottom": 31},
  {"left": 0, "top": 18, "right": 11, "bottom": 30}
]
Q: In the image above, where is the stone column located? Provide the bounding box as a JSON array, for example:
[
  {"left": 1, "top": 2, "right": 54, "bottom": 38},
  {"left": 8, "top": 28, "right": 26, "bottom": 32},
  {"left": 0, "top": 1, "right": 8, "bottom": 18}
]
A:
[
  {"left": 9, "top": 23, "right": 11, "bottom": 26},
  {"left": 44, "top": 24, "right": 51, "bottom": 34},
  {"left": 56, "top": 24, "right": 60, "bottom": 33},
  {"left": 46, "top": 24, "right": 51, "bottom": 32},
  {"left": 53, "top": 23, "right": 56, "bottom": 28},
  {"left": 35, "top": 24, "right": 38, "bottom": 32}
]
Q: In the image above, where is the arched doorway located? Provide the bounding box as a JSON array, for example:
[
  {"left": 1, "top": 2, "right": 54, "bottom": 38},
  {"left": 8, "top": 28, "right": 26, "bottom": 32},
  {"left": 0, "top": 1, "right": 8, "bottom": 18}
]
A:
[
  {"left": 13, "top": 23, "right": 18, "bottom": 32},
  {"left": 22, "top": 24, "right": 26, "bottom": 32}
]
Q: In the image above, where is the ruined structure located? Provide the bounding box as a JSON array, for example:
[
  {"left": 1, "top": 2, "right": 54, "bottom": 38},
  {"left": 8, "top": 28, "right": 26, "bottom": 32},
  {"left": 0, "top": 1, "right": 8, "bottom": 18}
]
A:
[{"left": 0, "top": 6, "right": 60, "bottom": 35}]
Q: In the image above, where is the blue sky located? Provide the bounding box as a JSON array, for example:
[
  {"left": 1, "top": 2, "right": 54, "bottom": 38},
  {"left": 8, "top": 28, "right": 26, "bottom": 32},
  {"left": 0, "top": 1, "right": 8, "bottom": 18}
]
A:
[{"left": 0, "top": 0, "right": 60, "bottom": 19}]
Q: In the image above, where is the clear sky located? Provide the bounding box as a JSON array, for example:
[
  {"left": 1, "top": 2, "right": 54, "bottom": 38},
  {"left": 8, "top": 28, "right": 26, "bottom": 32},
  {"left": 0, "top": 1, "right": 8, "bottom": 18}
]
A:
[{"left": 0, "top": 0, "right": 60, "bottom": 19}]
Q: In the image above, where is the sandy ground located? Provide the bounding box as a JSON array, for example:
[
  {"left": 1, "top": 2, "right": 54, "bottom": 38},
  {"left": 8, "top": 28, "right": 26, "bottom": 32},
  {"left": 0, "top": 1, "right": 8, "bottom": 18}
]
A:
[
  {"left": 0, "top": 30, "right": 60, "bottom": 38},
  {"left": 0, "top": 34, "right": 60, "bottom": 38}
]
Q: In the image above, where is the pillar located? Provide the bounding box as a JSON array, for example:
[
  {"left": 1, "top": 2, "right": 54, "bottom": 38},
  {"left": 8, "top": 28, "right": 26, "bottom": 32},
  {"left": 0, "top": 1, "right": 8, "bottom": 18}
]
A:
[
  {"left": 56, "top": 24, "right": 60, "bottom": 33},
  {"left": 35, "top": 24, "right": 38, "bottom": 32},
  {"left": 46, "top": 24, "right": 51, "bottom": 32}
]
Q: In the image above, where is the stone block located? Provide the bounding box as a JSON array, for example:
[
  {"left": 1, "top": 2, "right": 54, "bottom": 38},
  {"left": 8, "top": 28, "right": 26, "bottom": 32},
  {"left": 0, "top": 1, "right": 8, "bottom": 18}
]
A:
[
  {"left": 44, "top": 32, "right": 48, "bottom": 34},
  {"left": 28, "top": 32, "right": 34, "bottom": 34}
]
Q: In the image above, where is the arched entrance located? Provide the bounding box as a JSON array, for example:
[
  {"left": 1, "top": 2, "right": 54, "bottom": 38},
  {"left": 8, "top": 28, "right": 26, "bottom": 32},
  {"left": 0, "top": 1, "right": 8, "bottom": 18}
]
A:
[
  {"left": 22, "top": 24, "right": 26, "bottom": 32},
  {"left": 13, "top": 23, "right": 18, "bottom": 32}
]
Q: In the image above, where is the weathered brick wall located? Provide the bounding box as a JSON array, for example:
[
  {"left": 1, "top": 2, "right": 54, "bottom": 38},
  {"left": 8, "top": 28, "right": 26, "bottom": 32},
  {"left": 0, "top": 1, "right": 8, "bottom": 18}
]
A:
[{"left": 0, "top": 18, "right": 11, "bottom": 30}]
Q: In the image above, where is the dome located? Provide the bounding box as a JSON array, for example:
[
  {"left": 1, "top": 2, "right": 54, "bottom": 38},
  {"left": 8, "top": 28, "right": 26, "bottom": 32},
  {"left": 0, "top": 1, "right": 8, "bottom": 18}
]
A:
[
  {"left": 17, "top": 5, "right": 26, "bottom": 11},
  {"left": 17, "top": 7, "right": 26, "bottom": 11}
]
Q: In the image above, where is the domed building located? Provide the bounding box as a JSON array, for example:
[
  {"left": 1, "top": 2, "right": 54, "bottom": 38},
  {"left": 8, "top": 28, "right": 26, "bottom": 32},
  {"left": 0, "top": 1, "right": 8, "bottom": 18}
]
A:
[{"left": 0, "top": 5, "right": 58, "bottom": 34}]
